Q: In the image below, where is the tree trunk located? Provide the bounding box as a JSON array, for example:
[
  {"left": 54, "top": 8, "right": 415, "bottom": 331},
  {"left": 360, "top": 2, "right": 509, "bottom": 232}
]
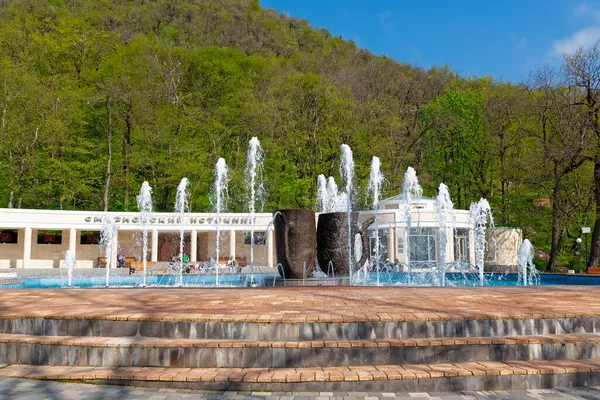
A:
[
  {"left": 7, "top": 148, "right": 13, "bottom": 208},
  {"left": 588, "top": 160, "right": 600, "bottom": 268},
  {"left": 122, "top": 107, "right": 132, "bottom": 211},
  {"left": 102, "top": 99, "right": 112, "bottom": 212},
  {"left": 0, "top": 106, "right": 13, "bottom": 208},
  {"left": 499, "top": 130, "right": 508, "bottom": 225},
  {"left": 15, "top": 127, "right": 38, "bottom": 209},
  {"left": 17, "top": 158, "right": 24, "bottom": 209},
  {"left": 548, "top": 165, "right": 562, "bottom": 272}
]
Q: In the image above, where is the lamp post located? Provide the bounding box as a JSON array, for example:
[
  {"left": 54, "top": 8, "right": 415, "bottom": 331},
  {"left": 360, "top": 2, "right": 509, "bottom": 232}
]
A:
[
  {"left": 582, "top": 227, "right": 591, "bottom": 271},
  {"left": 576, "top": 237, "right": 582, "bottom": 272}
]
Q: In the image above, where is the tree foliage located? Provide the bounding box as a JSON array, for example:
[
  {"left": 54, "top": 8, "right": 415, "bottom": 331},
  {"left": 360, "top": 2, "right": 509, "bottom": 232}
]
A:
[{"left": 0, "top": 0, "right": 596, "bottom": 270}]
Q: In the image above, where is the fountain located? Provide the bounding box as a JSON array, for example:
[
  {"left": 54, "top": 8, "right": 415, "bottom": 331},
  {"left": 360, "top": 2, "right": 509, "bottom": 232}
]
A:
[
  {"left": 0, "top": 143, "right": 522, "bottom": 290},
  {"left": 316, "top": 211, "right": 373, "bottom": 279},
  {"left": 245, "top": 137, "right": 264, "bottom": 281},
  {"left": 402, "top": 167, "right": 423, "bottom": 285},
  {"left": 317, "top": 175, "right": 327, "bottom": 212},
  {"left": 211, "top": 158, "right": 230, "bottom": 286},
  {"left": 274, "top": 209, "right": 317, "bottom": 279},
  {"left": 175, "top": 177, "right": 189, "bottom": 287},
  {"left": 435, "top": 183, "right": 454, "bottom": 287},
  {"left": 469, "top": 198, "right": 494, "bottom": 286},
  {"left": 317, "top": 175, "right": 347, "bottom": 213},
  {"left": 366, "top": 156, "right": 384, "bottom": 285},
  {"left": 517, "top": 239, "right": 539, "bottom": 286},
  {"left": 62, "top": 250, "right": 76, "bottom": 288},
  {"left": 136, "top": 181, "right": 153, "bottom": 286},
  {"left": 339, "top": 144, "right": 355, "bottom": 280},
  {"left": 100, "top": 215, "right": 118, "bottom": 287}
]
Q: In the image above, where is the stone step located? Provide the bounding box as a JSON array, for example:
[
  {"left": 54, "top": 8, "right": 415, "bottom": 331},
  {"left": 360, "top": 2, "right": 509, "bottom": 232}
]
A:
[
  {"left": 2, "top": 316, "right": 598, "bottom": 340},
  {"left": 1, "top": 333, "right": 598, "bottom": 368},
  {"left": 0, "top": 360, "right": 598, "bottom": 392}
]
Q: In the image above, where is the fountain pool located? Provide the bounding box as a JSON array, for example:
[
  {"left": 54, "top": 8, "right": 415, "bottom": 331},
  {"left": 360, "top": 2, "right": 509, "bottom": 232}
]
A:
[{"left": 1, "top": 272, "right": 599, "bottom": 289}]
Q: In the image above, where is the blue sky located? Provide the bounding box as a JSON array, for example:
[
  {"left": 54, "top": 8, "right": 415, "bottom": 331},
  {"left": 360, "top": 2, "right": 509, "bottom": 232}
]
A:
[{"left": 260, "top": 0, "right": 600, "bottom": 83}]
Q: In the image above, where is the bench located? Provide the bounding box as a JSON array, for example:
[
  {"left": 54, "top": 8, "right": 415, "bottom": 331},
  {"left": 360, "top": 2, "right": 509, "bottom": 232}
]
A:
[
  {"left": 97, "top": 257, "right": 135, "bottom": 268},
  {"left": 16, "top": 259, "right": 55, "bottom": 268},
  {"left": 57, "top": 259, "right": 94, "bottom": 269},
  {"left": 129, "top": 260, "right": 157, "bottom": 271},
  {"left": 588, "top": 267, "right": 600, "bottom": 274},
  {"left": 127, "top": 257, "right": 248, "bottom": 271},
  {"left": 217, "top": 257, "right": 247, "bottom": 267}
]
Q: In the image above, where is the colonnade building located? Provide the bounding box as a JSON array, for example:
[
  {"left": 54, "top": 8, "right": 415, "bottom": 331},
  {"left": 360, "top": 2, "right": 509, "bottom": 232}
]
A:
[
  {"left": 0, "top": 209, "right": 275, "bottom": 269},
  {"left": 0, "top": 196, "right": 518, "bottom": 270}
]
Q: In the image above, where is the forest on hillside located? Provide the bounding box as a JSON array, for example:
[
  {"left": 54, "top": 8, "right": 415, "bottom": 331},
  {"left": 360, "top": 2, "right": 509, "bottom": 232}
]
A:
[{"left": 1, "top": 0, "right": 599, "bottom": 271}]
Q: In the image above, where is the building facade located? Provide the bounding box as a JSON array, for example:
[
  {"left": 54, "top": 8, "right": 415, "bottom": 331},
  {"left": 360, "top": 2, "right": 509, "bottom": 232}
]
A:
[
  {"left": 0, "top": 209, "right": 275, "bottom": 269},
  {"left": 357, "top": 195, "right": 476, "bottom": 267},
  {"left": 0, "top": 198, "right": 516, "bottom": 271}
]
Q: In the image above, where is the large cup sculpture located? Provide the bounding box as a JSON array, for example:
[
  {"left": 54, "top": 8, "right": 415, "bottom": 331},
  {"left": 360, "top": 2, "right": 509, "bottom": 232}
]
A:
[
  {"left": 317, "top": 212, "right": 375, "bottom": 277},
  {"left": 273, "top": 209, "right": 317, "bottom": 279}
]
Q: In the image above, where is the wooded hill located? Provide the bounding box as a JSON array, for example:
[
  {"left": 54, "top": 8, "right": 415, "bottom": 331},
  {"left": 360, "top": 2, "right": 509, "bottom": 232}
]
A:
[{"left": 0, "top": 0, "right": 598, "bottom": 271}]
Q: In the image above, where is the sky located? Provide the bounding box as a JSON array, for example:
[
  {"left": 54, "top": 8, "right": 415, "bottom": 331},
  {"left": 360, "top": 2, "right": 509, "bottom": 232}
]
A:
[{"left": 260, "top": 0, "right": 600, "bottom": 83}]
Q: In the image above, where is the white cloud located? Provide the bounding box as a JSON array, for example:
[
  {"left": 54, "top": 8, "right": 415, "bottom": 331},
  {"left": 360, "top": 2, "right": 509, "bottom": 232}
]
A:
[
  {"left": 574, "top": 3, "right": 592, "bottom": 16},
  {"left": 572, "top": 2, "right": 600, "bottom": 22},
  {"left": 551, "top": 26, "right": 600, "bottom": 56}
]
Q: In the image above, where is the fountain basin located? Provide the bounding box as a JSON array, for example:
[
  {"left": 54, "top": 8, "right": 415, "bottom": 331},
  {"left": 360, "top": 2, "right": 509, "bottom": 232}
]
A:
[
  {"left": 2, "top": 272, "right": 600, "bottom": 289},
  {"left": 316, "top": 211, "right": 373, "bottom": 276},
  {"left": 273, "top": 209, "right": 317, "bottom": 279}
]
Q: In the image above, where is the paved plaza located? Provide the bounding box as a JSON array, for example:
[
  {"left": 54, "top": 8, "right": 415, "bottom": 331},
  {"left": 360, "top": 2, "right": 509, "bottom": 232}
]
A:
[
  {"left": 0, "top": 286, "right": 598, "bottom": 393},
  {"left": 1, "top": 286, "right": 599, "bottom": 322},
  {"left": 0, "top": 376, "right": 598, "bottom": 400}
]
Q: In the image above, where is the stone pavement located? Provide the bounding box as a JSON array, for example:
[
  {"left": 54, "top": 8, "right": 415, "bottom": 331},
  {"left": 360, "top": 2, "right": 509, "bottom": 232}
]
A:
[
  {"left": 0, "top": 377, "right": 598, "bottom": 400},
  {"left": 2, "top": 361, "right": 599, "bottom": 383},
  {"left": 0, "top": 286, "right": 599, "bottom": 323},
  {"left": 1, "top": 287, "right": 599, "bottom": 393}
]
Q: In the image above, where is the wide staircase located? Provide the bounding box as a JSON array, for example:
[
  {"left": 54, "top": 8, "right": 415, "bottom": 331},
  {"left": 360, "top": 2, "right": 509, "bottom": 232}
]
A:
[{"left": 0, "top": 310, "right": 599, "bottom": 392}]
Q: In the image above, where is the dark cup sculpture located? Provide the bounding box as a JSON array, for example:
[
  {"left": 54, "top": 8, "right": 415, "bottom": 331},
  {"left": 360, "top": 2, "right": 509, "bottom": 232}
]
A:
[
  {"left": 273, "top": 209, "right": 317, "bottom": 279},
  {"left": 317, "top": 211, "right": 375, "bottom": 277}
]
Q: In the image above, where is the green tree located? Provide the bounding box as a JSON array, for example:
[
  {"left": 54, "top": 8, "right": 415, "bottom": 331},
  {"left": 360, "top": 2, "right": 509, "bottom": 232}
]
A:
[{"left": 418, "top": 90, "right": 484, "bottom": 208}]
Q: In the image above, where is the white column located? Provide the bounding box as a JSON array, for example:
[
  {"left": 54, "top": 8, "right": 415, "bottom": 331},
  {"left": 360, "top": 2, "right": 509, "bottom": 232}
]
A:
[
  {"left": 151, "top": 229, "right": 158, "bottom": 262},
  {"left": 229, "top": 230, "right": 236, "bottom": 258},
  {"left": 191, "top": 229, "right": 198, "bottom": 262},
  {"left": 69, "top": 228, "right": 77, "bottom": 256},
  {"left": 23, "top": 227, "right": 32, "bottom": 269},
  {"left": 267, "top": 230, "right": 274, "bottom": 268},
  {"left": 387, "top": 227, "right": 395, "bottom": 261}
]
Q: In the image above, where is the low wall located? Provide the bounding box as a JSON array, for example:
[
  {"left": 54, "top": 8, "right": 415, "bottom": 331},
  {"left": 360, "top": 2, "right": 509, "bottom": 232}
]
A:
[
  {"left": 11, "top": 268, "right": 131, "bottom": 278},
  {"left": 485, "top": 227, "right": 522, "bottom": 271}
]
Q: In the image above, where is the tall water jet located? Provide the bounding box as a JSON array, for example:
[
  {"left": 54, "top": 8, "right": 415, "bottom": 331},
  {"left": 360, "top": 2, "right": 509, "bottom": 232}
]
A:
[
  {"left": 63, "top": 250, "right": 76, "bottom": 288},
  {"left": 469, "top": 198, "right": 494, "bottom": 286},
  {"left": 402, "top": 167, "right": 423, "bottom": 284},
  {"left": 367, "top": 156, "right": 384, "bottom": 285},
  {"left": 211, "top": 158, "right": 230, "bottom": 286},
  {"left": 435, "top": 183, "right": 454, "bottom": 287},
  {"left": 317, "top": 174, "right": 327, "bottom": 212},
  {"left": 316, "top": 175, "right": 346, "bottom": 213},
  {"left": 137, "top": 181, "right": 153, "bottom": 287},
  {"left": 245, "top": 137, "right": 264, "bottom": 270},
  {"left": 100, "top": 215, "right": 118, "bottom": 287},
  {"left": 175, "top": 177, "right": 189, "bottom": 286},
  {"left": 339, "top": 144, "right": 355, "bottom": 281},
  {"left": 328, "top": 177, "right": 347, "bottom": 212},
  {"left": 517, "top": 239, "right": 538, "bottom": 286}
]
